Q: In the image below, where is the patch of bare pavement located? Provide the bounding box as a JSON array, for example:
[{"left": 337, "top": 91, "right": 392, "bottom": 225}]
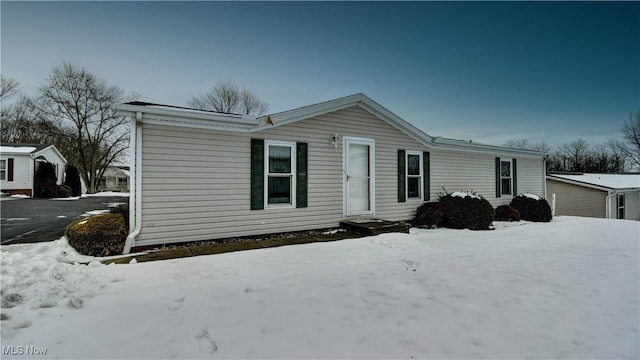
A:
[{"left": 0, "top": 196, "right": 128, "bottom": 245}]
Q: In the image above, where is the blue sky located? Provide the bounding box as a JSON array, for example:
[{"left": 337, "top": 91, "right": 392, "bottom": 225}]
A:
[{"left": 2, "top": 1, "right": 639, "bottom": 148}]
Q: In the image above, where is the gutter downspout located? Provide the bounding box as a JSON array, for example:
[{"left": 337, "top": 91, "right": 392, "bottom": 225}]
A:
[
  {"left": 605, "top": 191, "right": 615, "bottom": 219},
  {"left": 543, "top": 156, "right": 548, "bottom": 199},
  {"left": 123, "top": 112, "right": 143, "bottom": 254}
]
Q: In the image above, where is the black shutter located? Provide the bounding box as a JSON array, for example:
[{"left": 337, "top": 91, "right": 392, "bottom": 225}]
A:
[
  {"left": 495, "top": 157, "right": 501, "bottom": 198},
  {"left": 7, "top": 158, "right": 14, "bottom": 181},
  {"left": 398, "top": 150, "right": 406, "bottom": 202},
  {"left": 296, "top": 142, "right": 308, "bottom": 208},
  {"left": 512, "top": 158, "right": 517, "bottom": 196},
  {"left": 250, "top": 139, "right": 264, "bottom": 210},
  {"left": 423, "top": 152, "right": 430, "bottom": 201}
]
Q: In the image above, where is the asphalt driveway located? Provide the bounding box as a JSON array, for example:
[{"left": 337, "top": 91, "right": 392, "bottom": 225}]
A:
[{"left": 0, "top": 196, "right": 129, "bottom": 245}]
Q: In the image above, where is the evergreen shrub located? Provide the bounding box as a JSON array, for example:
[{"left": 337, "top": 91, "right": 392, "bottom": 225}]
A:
[
  {"left": 64, "top": 165, "right": 82, "bottom": 196},
  {"left": 439, "top": 192, "right": 494, "bottom": 230},
  {"left": 110, "top": 204, "right": 130, "bottom": 232},
  {"left": 494, "top": 205, "right": 521, "bottom": 222},
  {"left": 413, "top": 202, "right": 445, "bottom": 228},
  {"left": 510, "top": 194, "right": 552, "bottom": 222},
  {"left": 34, "top": 162, "right": 58, "bottom": 198},
  {"left": 65, "top": 213, "right": 127, "bottom": 256},
  {"left": 57, "top": 184, "right": 72, "bottom": 198}
]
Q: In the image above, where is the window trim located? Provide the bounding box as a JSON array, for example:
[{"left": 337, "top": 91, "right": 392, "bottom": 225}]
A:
[
  {"left": 500, "top": 158, "right": 513, "bottom": 196},
  {"left": 617, "top": 193, "right": 625, "bottom": 219},
  {"left": 405, "top": 151, "right": 423, "bottom": 201},
  {"left": 0, "top": 159, "right": 6, "bottom": 181},
  {"left": 264, "top": 140, "right": 297, "bottom": 209}
]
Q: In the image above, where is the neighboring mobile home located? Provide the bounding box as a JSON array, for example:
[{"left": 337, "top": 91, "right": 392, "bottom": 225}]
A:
[
  {"left": 0, "top": 143, "right": 67, "bottom": 197},
  {"left": 97, "top": 166, "right": 130, "bottom": 192},
  {"left": 117, "top": 93, "right": 547, "bottom": 253},
  {"left": 546, "top": 173, "right": 640, "bottom": 220}
]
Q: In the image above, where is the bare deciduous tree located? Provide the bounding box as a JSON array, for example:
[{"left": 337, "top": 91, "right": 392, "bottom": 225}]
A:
[
  {"left": 621, "top": 110, "right": 640, "bottom": 169},
  {"left": 187, "top": 81, "right": 268, "bottom": 115},
  {"left": 502, "top": 138, "right": 551, "bottom": 153},
  {"left": 34, "top": 62, "right": 130, "bottom": 193},
  {"left": 558, "top": 138, "right": 591, "bottom": 172},
  {"left": 0, "top": 75, "right": 20, "bottom": 121},
  {"left": 0, "top": 75, "right": 19, "bottom": 101}
]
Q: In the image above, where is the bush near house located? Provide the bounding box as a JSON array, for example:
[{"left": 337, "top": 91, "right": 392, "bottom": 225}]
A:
[
  {"left": 34, "top": 162, "right": 58, "bottom": 198},
  {"left": 439, "top": 192, "right": 494, "bottom": 230},
  {"left": 64, "top": 165, "right": 82, "bottom": 196},
  {"left": 510, "top": 195, "right": 552, "bottom": 222},
  {"left": 494, "top": 205, "right": 521, "bottom": 222},
  {"left": 110, "top": 204, "right": 130, "bottom": 232},
  {"left": 65, "top": 214, "right": 127, "bottom": 256},
  {"left": 413, "top": 202, "right": 445, "bottom": 228},
  {"left": 57, "top": 184, "right": 72, "bottom": 198}
]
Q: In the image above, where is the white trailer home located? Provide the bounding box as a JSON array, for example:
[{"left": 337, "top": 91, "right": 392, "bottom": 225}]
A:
[
  {"left": 117, "top": 93, "right": 546, "bottom": 252},
  {"left": 0, "top": 143, "right": 67, "bottom": 197}
]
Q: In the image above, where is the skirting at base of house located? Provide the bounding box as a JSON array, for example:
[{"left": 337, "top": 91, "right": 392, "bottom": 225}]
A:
[
  {"left": 3, "top": 189, "right": 32, "bottom": 197},
  {"left": 339, "top": 219, "right": 411, "bottom": 236}
]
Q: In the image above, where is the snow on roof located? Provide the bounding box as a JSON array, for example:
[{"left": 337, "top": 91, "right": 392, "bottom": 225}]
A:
[
  {"left": 549, "top": 173, "right": 640, "bottom": 190},
  {"left": 0, "top": 146, "right": 37, "bottom": 154}
]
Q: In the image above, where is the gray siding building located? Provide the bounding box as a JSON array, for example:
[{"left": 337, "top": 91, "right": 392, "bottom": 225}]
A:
[{"left": 118, "top": 94, "right": 547, "bottom": 252}]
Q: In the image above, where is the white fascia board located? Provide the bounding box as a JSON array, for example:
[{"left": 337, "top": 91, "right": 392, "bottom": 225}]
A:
[
  {"left": 252, "top": 93, "right": 366, "bottom": 131},
  {"left": 356, "top": 100, "right": 434, "bottom": 147},
  {"left": 433, "top": 138, "right": 547, "bottom": 159},
  {"left": 140, "top": 115, "right": 255, "bottom": 132},
  {"left": 117, "top": 104, "right": 258, "bottom": 132},
  {"left": 117, "top": 104, "right": 260, "bottom": 125},
  {"left": 546, "top": 175, "right": 612, "bottom": 192},
  {"left": 252, "top": 93, "right": 435, "bottom": 147},
  {"left": 33, "top": 145, "right": 68, "bottom": 164}
]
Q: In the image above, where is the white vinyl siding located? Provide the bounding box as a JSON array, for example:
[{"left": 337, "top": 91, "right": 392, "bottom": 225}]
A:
[
  {"left": 137, "top": 105, "right": 546, "bottom": 246},
  {"left": 0, "top": 155, "right": 32, "bottom": 191}
]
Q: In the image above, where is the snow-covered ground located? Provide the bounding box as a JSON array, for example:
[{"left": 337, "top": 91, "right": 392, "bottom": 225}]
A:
[{"left": 1, "top": 217, "right": 638, "bottom": 359}]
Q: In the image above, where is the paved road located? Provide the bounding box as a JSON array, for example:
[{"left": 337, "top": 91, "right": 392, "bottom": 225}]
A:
[{"left": 0, "top": 196, "right": 129, "bottom": 245}]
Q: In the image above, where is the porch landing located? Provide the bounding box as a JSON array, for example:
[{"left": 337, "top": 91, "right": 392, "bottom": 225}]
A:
[{"left": 339, "top": 219, "right": 410, "bottom": 236}]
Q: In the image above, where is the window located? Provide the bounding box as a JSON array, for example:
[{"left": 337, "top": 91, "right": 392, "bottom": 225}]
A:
[
  {"left": 265, "top": 141, "right": 296, "bottom": 207},
  {"left": 617, "top": 194, "right": 625, "bottom": 219},
  {"left": 500, "top": 159, "right": 512, "bottom": 195},
  {"left": 0, "top": 160, "right": 5, "bottom": 181},
  {"left": 406, "top": 151, "right": 423, "bottom": 200},
  {"left": 99, "top": 177, "right": 107, "bottom": 187},
  {"left": 117, "top": 177, "right": 128, "bottom": 186}
]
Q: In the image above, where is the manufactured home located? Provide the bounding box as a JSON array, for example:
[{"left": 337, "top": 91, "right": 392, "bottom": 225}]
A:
[
  {"left": 117, "top": 93, "right": 547, "bottom": 252},
  {"left": 0, "top": 143, "right": 67, "bottom": 197},
  {"left": 546, "top": 173, "right": 640, "bottom": 220}
]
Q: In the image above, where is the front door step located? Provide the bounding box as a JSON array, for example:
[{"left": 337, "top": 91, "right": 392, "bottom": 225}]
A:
[{"left": 339, "top": 219, "right": 410, "bottom": 236}]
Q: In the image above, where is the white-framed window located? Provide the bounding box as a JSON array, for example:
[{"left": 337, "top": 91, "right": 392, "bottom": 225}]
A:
[
  {"left": 617, "top": 193, "right": 625, "bottom": 219},
  {"left": 406, "top": 151, "right": 423, "bottom": 200},
  {"left": 500, "top": 158, "right": 512, "bottom": 195},
  {"left": 0, "top": 160, "right": 6, "bottom": 181},
  {"left": 117, "top": 177, "right": 128, "bottom": 186},
  {"left": 265, "top": 141, "right": 296, "bottom": 208}
]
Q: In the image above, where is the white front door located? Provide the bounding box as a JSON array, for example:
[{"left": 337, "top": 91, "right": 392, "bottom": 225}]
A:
[{"left": 344, "top": 137, "right": 375, "bottom": 216}]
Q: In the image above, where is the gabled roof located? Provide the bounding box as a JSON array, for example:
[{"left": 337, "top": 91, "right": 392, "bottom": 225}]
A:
[
  {"left": 117, "top": 93, "right": 546, "bottom": 158},
  {"left": 1, "top": 143, "right": 49, "bottom": 153},
  {"left": 548, "top": 173, "right": 640, "bottom": 191},
  {"left": 0, "top": 143, "right": 67, "bottom": 163}
]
